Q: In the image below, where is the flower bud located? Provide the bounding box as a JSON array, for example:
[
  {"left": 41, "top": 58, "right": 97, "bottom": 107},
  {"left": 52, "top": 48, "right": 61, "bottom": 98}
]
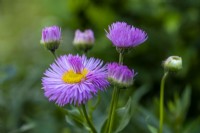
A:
[
  {"left": 73, "top": 29, "right": 94, "bottom": 52},
  {"left": 40, "top": 26, "right": 61, "bottom": 53},
  {"left": 163, "top": 56, "right": 182, "bottom": 72},
  {"left": 106, "top": 22, "right": 148, "bottom": 49},
  {"left": 107, "top": 62, "right": 135, "bottom": 88}
]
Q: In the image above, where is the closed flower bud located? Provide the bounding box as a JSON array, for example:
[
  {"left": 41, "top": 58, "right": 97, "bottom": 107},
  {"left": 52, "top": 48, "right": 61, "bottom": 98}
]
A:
[
  {"left": 163, "top": 56, "right": 182, "bottom": 72},
  {"left": 73, "top": 29, "right": 94, "bottom": 52},
  {"left": 107, "top": 62, "right": 135, "bottom": 88},
  {"left": 41, "top": 26, "right": 61, "bottom": 53}
]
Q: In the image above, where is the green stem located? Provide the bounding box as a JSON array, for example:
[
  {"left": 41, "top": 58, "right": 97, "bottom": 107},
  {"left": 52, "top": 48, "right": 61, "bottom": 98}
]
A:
[
  {"left": 119, "top": 52, "right": 123, "bottom": 65},
  {"left": 105, "top": 85, "right": 117, "bottom": 133},
  {"left": 82, "top": 48, "right": 97, "bottom": 133},
  {"left": 106, "top": 52, "right": 124, "bottom": 133},
  {"left": 108, "top": 87, "right": 120, "bottom": 133},
  {"left": 159, "top": 71, "right": 168, "bottom": 133},
  {"left": 82, "top": 104, "right": 97, "bottom": 133}
]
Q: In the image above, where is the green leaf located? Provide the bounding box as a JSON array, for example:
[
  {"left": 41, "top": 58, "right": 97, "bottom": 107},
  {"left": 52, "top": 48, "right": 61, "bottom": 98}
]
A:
[
  {"left": 167, "top": 85, "right": 191, "bottom": 124},
  {"left": 101, "top": 85, "right": 149, "bottom": 133},
  {"left": 100, "top": 117, "right": 108, "bottom": 133},
  {"left": 167, "top": 100, "right": 176, "bottom": 113},
  {"left": 131, "top": 85, "right": 150, "bottom": 107},
  {"left": 19, "top": 123, "right": 35, "bottom": 132},
  {"left": 181, "top": 85, "right": 191, "bottom": 113},
  {"left": 65, "top": 107, "right": 85, "bottom": 128},
  {"left": 88, "top": 94, "right": 101, "bottom": 118},
  {"left": 183, "top": 117, "right": 200, "bottom": 133},
  {"left": 148, "top": 124, "right": 158, "bottom": 133},
  {"left": 114, "top": 97, "right": 132, "bottom": 133}
]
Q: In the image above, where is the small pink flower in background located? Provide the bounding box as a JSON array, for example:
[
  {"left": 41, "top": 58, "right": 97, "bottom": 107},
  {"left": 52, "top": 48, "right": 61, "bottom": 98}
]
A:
[{"left": 73, "top": 29, "right": 95, "bottom": 45}]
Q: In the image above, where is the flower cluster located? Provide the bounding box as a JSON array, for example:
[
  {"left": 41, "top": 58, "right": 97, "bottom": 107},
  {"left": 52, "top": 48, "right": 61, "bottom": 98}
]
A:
[
  {"left": 41, "top": 22, "right": 147, "bottom": 106},
  {"left": 39, "top": 21, "right": 184, "bottom": 133}
]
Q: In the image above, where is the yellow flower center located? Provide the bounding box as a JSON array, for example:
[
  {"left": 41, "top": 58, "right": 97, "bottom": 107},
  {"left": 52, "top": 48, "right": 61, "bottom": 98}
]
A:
[{"left": 62, "top": 69, "right": 88, "bottom": 84}]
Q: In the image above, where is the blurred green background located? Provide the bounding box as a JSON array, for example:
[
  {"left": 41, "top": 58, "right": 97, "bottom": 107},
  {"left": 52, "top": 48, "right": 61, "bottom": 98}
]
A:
[{"left": 0, "top": 0, "right": 200, "bottom": 133}]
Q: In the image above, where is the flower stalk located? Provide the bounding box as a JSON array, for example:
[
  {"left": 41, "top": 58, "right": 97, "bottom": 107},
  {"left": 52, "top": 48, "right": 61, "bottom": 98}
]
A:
[
  {"left": 159, "top": 71, "right": 168, "bottom": 133},
  {"left": 119, "top": 52, "right": 123, "bottom": 65},
  {"left": 82, "top": 104, "right": 97, "bottom": 133},
  {"left": 107, "top": 86, "right": 120, "bottom": 133},
  {"left": 107, "top": 52, "right": 124, "bottom": 133}
]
